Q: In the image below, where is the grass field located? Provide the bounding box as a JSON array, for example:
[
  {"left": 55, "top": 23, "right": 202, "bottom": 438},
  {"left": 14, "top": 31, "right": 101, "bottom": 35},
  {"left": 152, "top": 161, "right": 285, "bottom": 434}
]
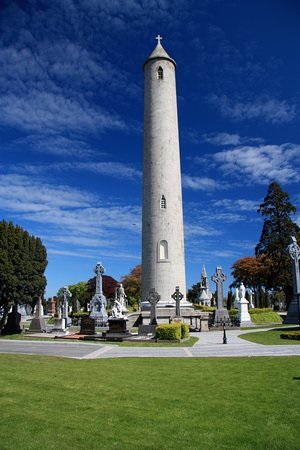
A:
[
  {"left": 1, "top": 355, "right": 300, "bottom": 449},
  {"left": 240, "top": 327, "right": 300, "bottom": 345}
]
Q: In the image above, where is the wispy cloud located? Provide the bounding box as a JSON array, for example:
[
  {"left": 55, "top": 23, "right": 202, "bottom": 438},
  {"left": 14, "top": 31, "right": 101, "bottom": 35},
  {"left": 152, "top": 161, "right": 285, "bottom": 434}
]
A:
[
  {"left": 208, "top": 95, "right": 296, "bottom": 123},
  {"left": 0, "top": 174, "right": 141, "bottom": 249},
  {"left": 4, "top": 161, "right": 142, "bottom": 182},
  {"left": 212, "top": 198, "right": 259, "bottom": 212},
  {"left": 182, "top": 175, "right": 226, "bottom": 191},
  {"left": 201, "top": 132, "right": 264, "bottom": 147},
  {"left": 213, "top": 144, "right": 299, "bottom": 184}
]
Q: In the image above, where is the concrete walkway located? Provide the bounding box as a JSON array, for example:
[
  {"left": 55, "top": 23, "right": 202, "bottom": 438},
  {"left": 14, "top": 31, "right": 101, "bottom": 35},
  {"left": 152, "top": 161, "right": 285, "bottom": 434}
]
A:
[{"left": 1, "top": 328, "right": 300, "bottom": 359}]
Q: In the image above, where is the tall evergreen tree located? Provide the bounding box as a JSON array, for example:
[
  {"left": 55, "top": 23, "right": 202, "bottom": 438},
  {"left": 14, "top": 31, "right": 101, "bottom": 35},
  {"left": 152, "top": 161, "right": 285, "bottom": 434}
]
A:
[
  {"left": 0, "top": 220, "right": 47, "bottom": 328},
  {"left": 255, "top": 182, "right": 300, "bottom": 303}
]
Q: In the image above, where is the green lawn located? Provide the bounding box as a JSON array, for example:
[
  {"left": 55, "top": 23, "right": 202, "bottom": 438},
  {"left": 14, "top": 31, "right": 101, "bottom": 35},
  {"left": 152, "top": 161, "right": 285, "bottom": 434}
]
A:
[
  {"left": 1, "top": 355, "right": 300, "bottom": 449},
  {"left": 240, "top": 326, "right": 300, "bottom": 345}
]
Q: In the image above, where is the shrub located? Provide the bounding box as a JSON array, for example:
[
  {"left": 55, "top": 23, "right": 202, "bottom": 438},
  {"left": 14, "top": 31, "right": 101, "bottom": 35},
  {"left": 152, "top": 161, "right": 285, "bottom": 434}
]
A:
[
  {"left": 228, "top": 309, "right": 238, "bottom": 319},
  {"left": 156, "top": 323, "right": 182, "bottom": 340},
  {"left": 280, "top": 332, "right": 300, "bottom": 340},
  {"left": 250, "top": 312, "right": 282, "bottom": 324},
  {"left": 193, "top": 305, "right": 216, "bottom": 312},
  {"left": 69, "top": 311, "right": 89, "bottom": 325},
  {"left": 248, "top": 308, "right": 273, "bottom": 315},
  {"left": 181, "top": 323, "right": 189, "bottom": 339}
]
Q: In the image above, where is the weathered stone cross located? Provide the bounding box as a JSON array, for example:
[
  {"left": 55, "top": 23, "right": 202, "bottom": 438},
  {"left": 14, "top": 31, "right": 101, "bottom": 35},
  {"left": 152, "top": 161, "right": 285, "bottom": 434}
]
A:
[
  {"left": 171, "top": 286, "right": 184, "bottom": 317},
  {"left": 211, "top": 266, "right": 227, "bottom": 309},
  {"left": 94, "top": 262, "right": 105, "bottom": 295},
  {"left": 156, "top": 34, "right": 163, "bottom": 45},
  {"left": 148, "top": 288, "right": 160, "bottom": 325},
  {"left": 62, "top": 286, "right": 72, "bottom": 319},
  {"left": 287, "top": 236, "right": 300, "bottom": 295}
]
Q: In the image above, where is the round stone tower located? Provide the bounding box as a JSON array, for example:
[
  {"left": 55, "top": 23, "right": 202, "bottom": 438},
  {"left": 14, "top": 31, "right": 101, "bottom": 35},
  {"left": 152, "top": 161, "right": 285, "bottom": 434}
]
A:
[{"left": 141, "top": 36, "right": 187, "bottom": 308}]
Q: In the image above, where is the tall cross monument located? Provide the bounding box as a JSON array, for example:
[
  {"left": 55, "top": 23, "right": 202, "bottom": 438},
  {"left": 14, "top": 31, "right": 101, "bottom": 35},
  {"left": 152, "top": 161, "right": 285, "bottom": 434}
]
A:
[
  {"left": 141, "top": 36, "right": 187, "bottom": 309},
  {"left": 211, "top": 266, "right": 229, "bottom": 323}
]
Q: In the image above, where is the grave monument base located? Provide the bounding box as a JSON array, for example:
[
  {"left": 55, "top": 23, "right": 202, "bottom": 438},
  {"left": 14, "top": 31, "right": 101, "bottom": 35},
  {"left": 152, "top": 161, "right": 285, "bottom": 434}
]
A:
[
  {"left": 213, "top": 308, "right": 230, "bottom": 325},
  {"left": 106, "top": 317, "right": 130, "bottom": 340},
  {"left": 29, "top": 317, "right": 47, "bottom": 333},
  {"left": 284, "top": 297, "right": 299, "bottom": 324}
]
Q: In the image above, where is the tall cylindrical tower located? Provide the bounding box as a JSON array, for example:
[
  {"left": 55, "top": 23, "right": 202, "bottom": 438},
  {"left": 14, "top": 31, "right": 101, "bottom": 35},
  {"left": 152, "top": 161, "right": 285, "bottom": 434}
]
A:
[{"left": 141, "top": 36, "right": 186, "bottom": 308}]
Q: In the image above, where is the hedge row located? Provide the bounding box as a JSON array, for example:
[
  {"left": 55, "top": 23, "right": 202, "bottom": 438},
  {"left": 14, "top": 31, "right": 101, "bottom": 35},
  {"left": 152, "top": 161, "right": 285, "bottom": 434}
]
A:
[
  {"left": 280, "top": 332, "right": 300, "bottom": 340},
  {"left": 250, "top": 312, "right": 282, "bottom": 324},
  {"left": 156, "top": 323, "right": 189, "bottom": 340}
]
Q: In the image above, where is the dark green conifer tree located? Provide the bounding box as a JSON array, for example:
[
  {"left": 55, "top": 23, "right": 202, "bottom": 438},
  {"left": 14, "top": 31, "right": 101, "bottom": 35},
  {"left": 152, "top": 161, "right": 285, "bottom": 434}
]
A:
[
  {"left": 255, "top": 182, "right": 300, "bottom": 304},
  {"left": 0, "top": 220, "right": 47, "bottom": 328}
]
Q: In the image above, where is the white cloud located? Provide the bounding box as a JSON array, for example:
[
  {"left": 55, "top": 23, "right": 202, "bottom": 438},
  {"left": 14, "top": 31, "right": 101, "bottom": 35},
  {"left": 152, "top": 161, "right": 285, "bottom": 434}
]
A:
[
  {"left": 0, "top": 174, "right": 141, "bottom": 239},
  {"left": 201, "top": 132, "right": 264, "bottom": 147},
  {"left": 182, "top": 175, "right": 224, "bottom": 191},
  {"left": 209, "top": 95, "right": 296, "bottom": 123},
  {"left": 213, "top": 144, "right": 299, "bottom": 184},
  {"left": 5, "top": 161, "right": 142, "bottom": 182},
  {"left": 202, "top": 132, "right": 241, "bottom": 146},
  {"left": 184, "top": 224, "right": 222, "bottom": 238},
  {"left": 213, "top": 198, "right": 258, "bottom": 212}
]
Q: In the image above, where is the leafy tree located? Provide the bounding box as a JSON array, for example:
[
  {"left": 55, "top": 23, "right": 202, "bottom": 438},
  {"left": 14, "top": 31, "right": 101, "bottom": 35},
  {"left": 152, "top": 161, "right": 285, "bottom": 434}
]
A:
[
  {"left": 187, "top": 282, "right": 201, "bottom": 304},
  {"left": 86, "top": 275, "right": 119, "bottom": 300},
  {"left": 231, "top": 255, "right": 271, "bottom": 307},
  {"left": 121, "top": 264, "right": 141, "bottom": 307},
  {"left": 57, "top": 281, "right": 89, "bottom": 312},
  {"left": 255, "top": 182, "right": 300, "bottom": 304},
  {"left": 0, "top": 220, "right": 47, "bottom": 328}
]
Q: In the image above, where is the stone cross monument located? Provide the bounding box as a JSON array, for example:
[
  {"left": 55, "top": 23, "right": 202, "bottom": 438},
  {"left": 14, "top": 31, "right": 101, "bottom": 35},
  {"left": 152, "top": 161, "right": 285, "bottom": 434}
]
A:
[
  {"left": 285, "top": 236, "right": 300, "bottom": 324},
  {"left": 171, "top": 286, "right": 184, "bottom": 318},
  {"left": 211, "top": 266, "right": 229, "bottom": 323},
  {"left": 148, "top": 289, "right": 160, "bottom": 325},
  {"left": 62, "top": 286, "right": 72, "bottom": 327},
  {"left": 141, "top": 36, "right": 188, "bottom": 309},
  {"left": 90, "top": 261, "right": 107, "bottom": 322}
]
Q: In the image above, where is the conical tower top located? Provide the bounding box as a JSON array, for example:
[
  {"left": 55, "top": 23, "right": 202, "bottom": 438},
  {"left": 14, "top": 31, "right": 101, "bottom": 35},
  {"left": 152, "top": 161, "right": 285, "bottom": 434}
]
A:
[
  {"left": 201, "top": 264, "right": 208, "bottom": 278},
  {"left": 143, "top": 35, "right": 176, "bottom": 69}
]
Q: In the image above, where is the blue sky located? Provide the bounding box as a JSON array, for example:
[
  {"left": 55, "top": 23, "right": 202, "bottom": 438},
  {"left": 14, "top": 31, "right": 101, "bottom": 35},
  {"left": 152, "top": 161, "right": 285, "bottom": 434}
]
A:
[{"left": 1, "top": 0, "right": 300, "bottom": 299}]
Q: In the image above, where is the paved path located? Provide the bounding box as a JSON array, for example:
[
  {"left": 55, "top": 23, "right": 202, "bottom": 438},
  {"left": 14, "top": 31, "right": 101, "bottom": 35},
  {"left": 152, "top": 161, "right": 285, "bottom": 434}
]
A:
[{"left": 1, "top": 329, "right": 300, "bottom": 359}]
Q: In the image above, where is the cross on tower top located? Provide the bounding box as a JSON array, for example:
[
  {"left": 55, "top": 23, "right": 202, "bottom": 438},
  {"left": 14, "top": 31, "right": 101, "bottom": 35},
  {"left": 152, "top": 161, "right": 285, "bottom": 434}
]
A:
[{"left": 156, "top": 34, "right": 163, "bottom": 45}]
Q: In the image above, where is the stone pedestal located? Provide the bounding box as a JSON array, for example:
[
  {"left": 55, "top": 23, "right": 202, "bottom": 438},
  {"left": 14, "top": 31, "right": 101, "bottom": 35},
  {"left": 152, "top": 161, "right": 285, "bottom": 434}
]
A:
[
  {"left": 214, "top": 308, "right": 229, "bottom": 325},
  {"left": 237, "top": 298, "right": 253, "bottom": 327},
  {"left": 106, "top": 318, "right": 130, "bottom": 340},
  {"left": 29, "top": 317, "right": 47, "bottom": 333},
  {"left": 79, "top": 316, "right": 96, "bottom": 335},
  {"left": 52, "top": 318, "right": 66, "bottom": 332},
  {"left": 284, "top": 298, "right": 299, "bottom": 324}
]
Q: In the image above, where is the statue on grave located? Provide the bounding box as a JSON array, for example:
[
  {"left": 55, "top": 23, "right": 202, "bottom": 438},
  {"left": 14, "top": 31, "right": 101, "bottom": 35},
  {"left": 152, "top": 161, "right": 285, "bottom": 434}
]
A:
[
  {"left": 238, "top": 283, "right": 246, "bottom": 301},
  {"left": 111, "top": 299, "right": 123, "bottom": 318},
  {"left": 115, "top": 283, "right": 127, "bottom": 309}
]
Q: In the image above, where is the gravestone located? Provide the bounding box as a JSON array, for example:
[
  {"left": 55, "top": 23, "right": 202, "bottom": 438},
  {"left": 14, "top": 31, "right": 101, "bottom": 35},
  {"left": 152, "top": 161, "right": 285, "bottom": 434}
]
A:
[
  {"left": 2, "top": 305, "right": 22, "bottom": 335},
  {"left": 90, "top": 262, "right": 108, "bottom": 323},
  {"left": 29, "top": 297, "right": 47, "bottom": 332},
  {"left": 138, "top": 288, "right": 160, "bottom": 336},
  {"left": 285, "top": 236, "right": 300, "bottom": 324},
  {"left": 80, "top": 316, "right": 96, "bottom": 335},
  {"left": 171, "top": 286, "right": 184, "bottom": 318},
  {"left": 211, "top": 266, "right": 229, "bottom": 324}
]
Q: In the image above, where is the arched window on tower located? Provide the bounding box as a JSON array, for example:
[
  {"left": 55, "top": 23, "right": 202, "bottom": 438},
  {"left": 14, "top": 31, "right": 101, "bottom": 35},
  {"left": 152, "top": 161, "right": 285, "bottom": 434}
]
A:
[
  {"left": 160, "top": 195, "right": 166, "bottom": 209},
  {"left": 159, "top": 240, "right": 168, "bottom": 260},
  {"left": 157, "top": 66, "right": 164, "bottom": 80}
]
